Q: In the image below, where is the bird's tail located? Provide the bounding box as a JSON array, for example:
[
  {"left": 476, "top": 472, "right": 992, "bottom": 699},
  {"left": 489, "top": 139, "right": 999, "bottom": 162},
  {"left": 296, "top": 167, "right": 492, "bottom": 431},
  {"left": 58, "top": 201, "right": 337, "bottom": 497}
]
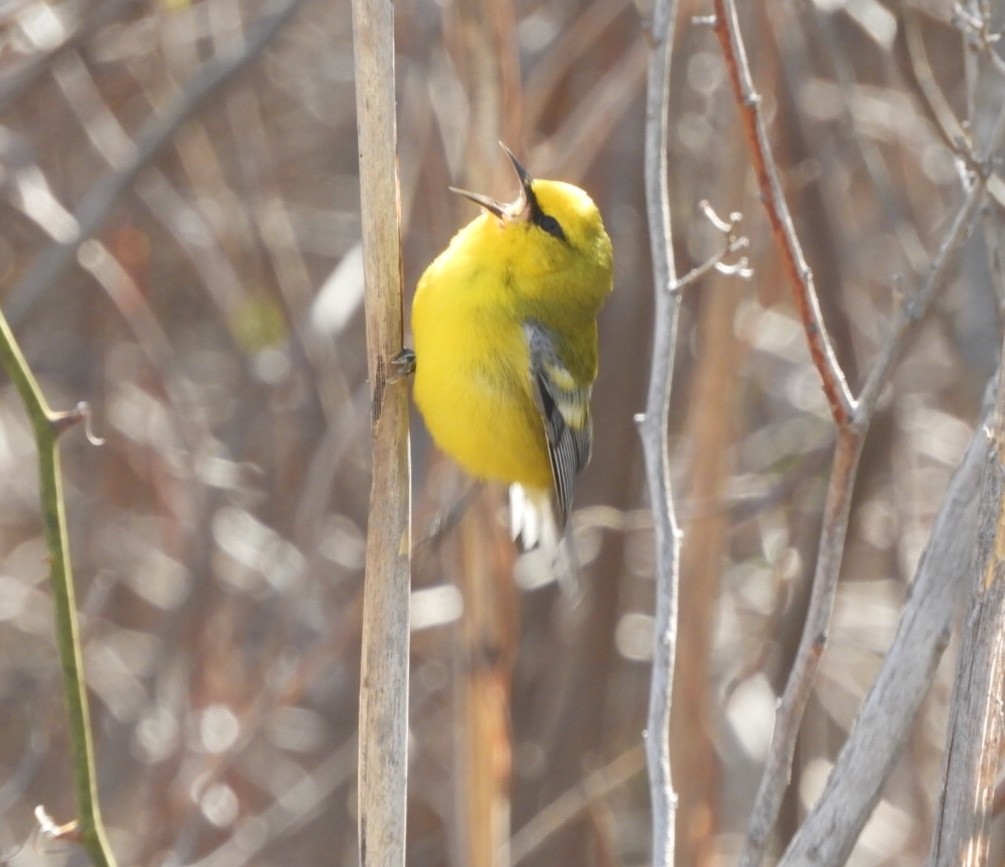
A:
[
  {"left": 509, "top": 484, "right": 581, "bottom": 599},
  {"left": 509, "top": 484, "right": 559, "bottom": 552}
]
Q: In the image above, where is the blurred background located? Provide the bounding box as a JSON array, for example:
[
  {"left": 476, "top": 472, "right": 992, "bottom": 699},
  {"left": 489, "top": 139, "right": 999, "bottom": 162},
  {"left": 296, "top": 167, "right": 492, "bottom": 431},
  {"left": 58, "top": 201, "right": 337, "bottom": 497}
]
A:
[{"left": 0, "top": 0, "right": 999, "bottom": 864}]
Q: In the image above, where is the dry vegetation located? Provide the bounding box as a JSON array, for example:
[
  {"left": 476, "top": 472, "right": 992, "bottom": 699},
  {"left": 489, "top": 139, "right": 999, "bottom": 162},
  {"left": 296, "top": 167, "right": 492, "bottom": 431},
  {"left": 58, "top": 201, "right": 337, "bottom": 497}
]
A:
[{"left": 0, "top": 0, "right": 1003, "bottom": 865}]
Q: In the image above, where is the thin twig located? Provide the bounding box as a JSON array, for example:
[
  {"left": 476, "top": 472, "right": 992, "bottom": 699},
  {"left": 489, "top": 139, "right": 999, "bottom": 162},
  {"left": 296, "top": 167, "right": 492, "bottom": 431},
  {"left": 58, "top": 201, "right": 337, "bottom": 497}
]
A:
[
  {"left": 708, "top": 5, "right": 864, "bottom": 855},
  {"left": 635, "top": 0, "right": 682, "bottom": 863},
  {"left": 508, "top": 747, "right": 645, "bottom": 865},
  {"left": 741, "top": 174, "right": 1001, "bottom": 867},
  {"left": 736, "top": 104, "right": 1005, "bottom": 867},
  {"left": 351, "top": 0, "right": 411, "bottom": 863},
  {"left": 739, "top": 427, "right": 864, "bottom": 867},
  {"left": 902, "top": 7, "right": 971, "bottom": 158},
  {"left": 711, "top": 0, "right": 855, "bottom": 426},
  {"left": 779, "top": 3, "right": 928, "bottom": 276},
  {"left": 780, "top": 383, "right": 992, "bottom": 866},
  {"left": 0, "top": 317, "right": 115, "bottom": 866},
  {"left": 672, "top": 202, "right": 750, "bottom": 292},
  {"left": 855, "top": 171, "right": 991, "bottom": 416},
  {"left": 711, "top": 3, "right": 1005, "bottom": 863},
  {"left": 858, "top": 97, "right": 1005, "bottom": 416}
]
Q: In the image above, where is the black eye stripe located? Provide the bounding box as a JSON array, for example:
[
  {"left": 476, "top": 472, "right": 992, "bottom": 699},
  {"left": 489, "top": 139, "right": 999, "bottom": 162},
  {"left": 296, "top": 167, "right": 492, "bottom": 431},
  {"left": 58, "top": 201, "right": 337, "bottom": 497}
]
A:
[
  {"left": 537, "top": 213, "right": 565, "bottom": 240},
  {"left": 526, "top": 186, "right": 567, "bottom": 241}
]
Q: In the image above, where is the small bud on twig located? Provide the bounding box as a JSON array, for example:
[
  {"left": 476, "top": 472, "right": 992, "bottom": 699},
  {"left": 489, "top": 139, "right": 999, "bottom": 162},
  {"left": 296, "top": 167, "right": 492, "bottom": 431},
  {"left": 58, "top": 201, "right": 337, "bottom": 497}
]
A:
[{"left": 48, "top": 401, "right": 104, "bottom": 445}]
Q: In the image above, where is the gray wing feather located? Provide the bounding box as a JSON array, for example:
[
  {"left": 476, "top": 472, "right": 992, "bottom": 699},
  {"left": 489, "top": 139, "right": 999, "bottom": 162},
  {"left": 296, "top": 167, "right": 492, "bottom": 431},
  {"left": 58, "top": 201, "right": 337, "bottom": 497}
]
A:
[{"left": 525, "top": 322, "right": 593, "bottom": 528}]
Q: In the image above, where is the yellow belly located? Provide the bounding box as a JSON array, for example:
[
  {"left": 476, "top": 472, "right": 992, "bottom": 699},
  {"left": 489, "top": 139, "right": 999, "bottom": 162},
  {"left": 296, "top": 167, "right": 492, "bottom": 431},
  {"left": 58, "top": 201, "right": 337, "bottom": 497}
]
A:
[{"left": 412, "top": 276, "right": 551, "bottom": 489}]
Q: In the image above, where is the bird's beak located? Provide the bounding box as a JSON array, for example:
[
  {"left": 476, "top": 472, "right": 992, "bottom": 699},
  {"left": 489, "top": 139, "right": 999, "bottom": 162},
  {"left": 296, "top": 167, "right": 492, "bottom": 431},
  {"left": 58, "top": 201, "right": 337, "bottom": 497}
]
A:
[
  {"left": 448, "top": 186, "right": 507, "bottom": 218},
  {"left": 499, "top": 142, "right": 534, "bottom": 199},
  {"left": 449, "top": 142, "right": 534, "bottom": 220}
]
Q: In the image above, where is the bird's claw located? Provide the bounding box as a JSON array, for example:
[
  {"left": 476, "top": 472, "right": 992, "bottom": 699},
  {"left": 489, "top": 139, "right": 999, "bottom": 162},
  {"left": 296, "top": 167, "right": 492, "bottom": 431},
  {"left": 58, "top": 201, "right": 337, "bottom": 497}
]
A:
[{"left": 389, "top": 348, "right": 416, "bottom": 382}]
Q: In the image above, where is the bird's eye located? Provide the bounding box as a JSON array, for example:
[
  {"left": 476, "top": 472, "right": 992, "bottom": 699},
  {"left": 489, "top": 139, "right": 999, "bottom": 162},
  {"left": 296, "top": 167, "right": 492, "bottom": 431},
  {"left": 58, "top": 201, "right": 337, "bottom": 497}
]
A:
[{"left": 537, "top": 213, "right": 566, "bottom": 241}]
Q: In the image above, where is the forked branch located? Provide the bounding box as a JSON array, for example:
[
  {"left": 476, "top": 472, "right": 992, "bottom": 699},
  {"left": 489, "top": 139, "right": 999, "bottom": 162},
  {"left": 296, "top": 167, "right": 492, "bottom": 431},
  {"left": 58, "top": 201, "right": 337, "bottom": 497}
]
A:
[{"left": 710, "top": 1, "right": 1005, "bottom": 864}]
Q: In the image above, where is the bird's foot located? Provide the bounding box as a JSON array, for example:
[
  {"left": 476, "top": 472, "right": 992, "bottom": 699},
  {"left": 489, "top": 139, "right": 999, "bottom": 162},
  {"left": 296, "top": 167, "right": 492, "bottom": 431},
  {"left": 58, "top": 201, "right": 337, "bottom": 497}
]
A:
[{"left": 388, "top": 348, "right": 416, "bottom": 382}]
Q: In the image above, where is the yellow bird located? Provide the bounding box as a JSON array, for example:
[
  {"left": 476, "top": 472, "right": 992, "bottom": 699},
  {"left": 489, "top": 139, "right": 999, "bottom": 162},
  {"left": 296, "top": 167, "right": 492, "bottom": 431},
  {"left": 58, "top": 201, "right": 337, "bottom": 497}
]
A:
[{"left": 409, "top": 145, "right": 613, "bottom": 549}]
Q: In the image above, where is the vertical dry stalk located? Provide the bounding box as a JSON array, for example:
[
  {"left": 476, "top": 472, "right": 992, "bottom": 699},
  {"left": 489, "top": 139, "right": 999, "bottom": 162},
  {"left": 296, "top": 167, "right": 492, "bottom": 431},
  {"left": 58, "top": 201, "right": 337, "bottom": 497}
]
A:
[
  {"left": 674, "top": 261, "right": 744, "bottom": 867},
  {"left": 636, "top": 0, "right": 682, "bottom": 863},
  {"left": 454, "top": 494, "right": 517, "bottom": 867},
  {"left": 351, "top": 0, "right": 412, "bottom": 863},
  {"left": 439, "top": 6, "right": 519, "bottom": 861},
  {"left": 928, "top": 365, "right": 1005, "bottom": 866}
]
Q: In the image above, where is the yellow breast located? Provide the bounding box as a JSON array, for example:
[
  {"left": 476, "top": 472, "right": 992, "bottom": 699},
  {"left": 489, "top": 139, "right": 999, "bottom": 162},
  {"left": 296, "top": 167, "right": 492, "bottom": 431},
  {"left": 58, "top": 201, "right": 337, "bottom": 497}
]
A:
[{"left": 411, "top": 220, "right": 552, "bottom": 489}]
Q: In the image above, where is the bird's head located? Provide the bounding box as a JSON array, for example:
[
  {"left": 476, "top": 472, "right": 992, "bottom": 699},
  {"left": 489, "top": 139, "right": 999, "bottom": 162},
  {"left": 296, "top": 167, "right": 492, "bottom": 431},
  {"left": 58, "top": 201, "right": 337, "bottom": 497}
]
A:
[{"left": 450, "top": 144, "right": 613, "bottom": 300}]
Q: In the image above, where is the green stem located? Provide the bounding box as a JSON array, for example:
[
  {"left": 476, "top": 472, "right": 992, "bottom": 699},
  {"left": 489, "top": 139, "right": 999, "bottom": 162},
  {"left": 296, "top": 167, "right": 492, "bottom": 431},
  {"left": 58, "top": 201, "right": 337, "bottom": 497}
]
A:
[{"left": 0, "top": 311, "right": 116, "bottom": 867}]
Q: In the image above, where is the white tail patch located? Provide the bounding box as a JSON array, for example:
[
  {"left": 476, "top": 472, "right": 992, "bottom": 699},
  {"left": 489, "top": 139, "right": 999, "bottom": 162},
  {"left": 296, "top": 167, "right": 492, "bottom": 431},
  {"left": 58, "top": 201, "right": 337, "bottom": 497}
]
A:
[
  {"left": 510, "top": 484, "right": 581, "bottom": 600},
  {"left": 509, "top": 484, "right": 558, "bottom": 552}
]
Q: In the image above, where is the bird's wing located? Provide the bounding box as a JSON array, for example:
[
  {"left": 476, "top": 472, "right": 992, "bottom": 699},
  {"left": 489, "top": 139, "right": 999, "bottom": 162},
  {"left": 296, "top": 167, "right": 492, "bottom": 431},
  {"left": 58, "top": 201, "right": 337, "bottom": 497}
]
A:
[{"left": 524, "top": 321, "right": 593, "bottom": 528}]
